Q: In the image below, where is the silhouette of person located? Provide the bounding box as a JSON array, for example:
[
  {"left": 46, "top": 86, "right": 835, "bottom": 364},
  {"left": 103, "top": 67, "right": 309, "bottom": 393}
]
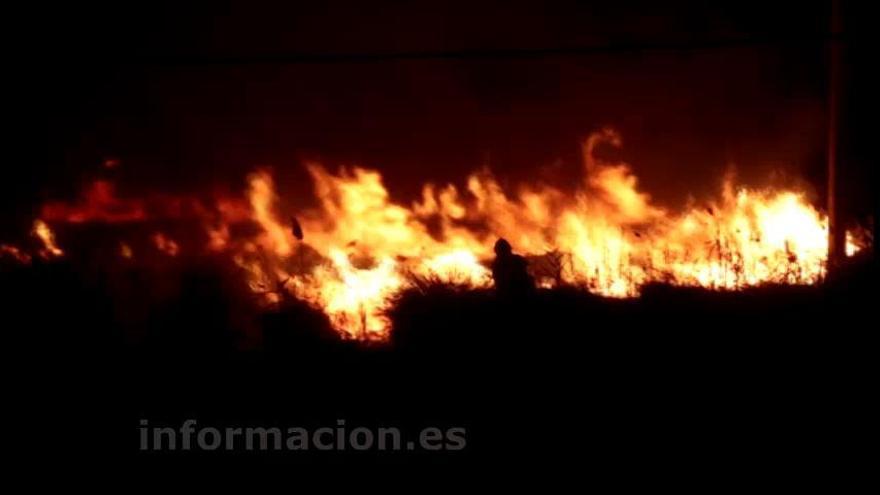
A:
[{"left": 491, "top": 238, "right": 534, "bottom": 297}]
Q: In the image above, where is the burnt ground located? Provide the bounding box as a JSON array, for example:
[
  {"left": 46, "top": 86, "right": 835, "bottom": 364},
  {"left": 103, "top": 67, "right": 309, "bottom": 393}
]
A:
[{"left": 1, "top": 250, "right": 875, "bottom": 485}]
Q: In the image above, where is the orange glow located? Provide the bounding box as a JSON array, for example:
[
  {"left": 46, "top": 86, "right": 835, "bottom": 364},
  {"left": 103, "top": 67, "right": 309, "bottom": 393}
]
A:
[
  {"left": 41, "top": 180, "right": 146, "bottom": 224},
  {"left": 32, "top": 220, "right": 64, "bottom": 258},
  {"left": 3, "top": 130, "right": 870, "bottom": 340},
  {"left": 152, "top": 232, "right": 180, "bottom": 256},
  {"left": 120, "top": 242, "right": 134, "bottom": 259},
  {"left": 225, "top": 130, "right": 859, "bottom": 338},
  {"left": 248, "top": 171, "right": 294, "bottom": 257},
  {"left": 1, "top": 244, "right": 32, "bottom": 264}
]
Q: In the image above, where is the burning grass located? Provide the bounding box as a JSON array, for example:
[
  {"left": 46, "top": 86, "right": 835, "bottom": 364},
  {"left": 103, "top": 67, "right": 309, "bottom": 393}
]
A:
[
  {"left": 2, "top": 251, "right": 874, "bottom": 360},
  {"left": 0, "top": 129, "right": 872, "bottom": 341}
]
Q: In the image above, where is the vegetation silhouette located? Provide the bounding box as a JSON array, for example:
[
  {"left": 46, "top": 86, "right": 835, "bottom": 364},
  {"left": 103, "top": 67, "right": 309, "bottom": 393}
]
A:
[{"left": 1, "top": 248, "right": 874, "bottom": 473}]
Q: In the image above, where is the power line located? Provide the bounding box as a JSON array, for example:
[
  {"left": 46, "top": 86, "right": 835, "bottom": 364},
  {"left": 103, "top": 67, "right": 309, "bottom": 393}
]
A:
[{"left": 106, "top": 32, "right": 845, "bottom": 67}]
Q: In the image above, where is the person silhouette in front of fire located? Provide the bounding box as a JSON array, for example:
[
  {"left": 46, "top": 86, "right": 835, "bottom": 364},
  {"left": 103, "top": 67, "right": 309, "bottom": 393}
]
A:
[{"left": 491, "top": 238, "right": 534, "bottom": 298}]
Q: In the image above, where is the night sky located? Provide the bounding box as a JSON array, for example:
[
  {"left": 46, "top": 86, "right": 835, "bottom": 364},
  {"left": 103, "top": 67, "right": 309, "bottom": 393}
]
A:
[{"left": 2, "top": 1, "right": 874, "bottom": 236}]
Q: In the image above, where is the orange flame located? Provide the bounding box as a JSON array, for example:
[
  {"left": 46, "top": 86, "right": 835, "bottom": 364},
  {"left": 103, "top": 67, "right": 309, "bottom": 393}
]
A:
[
  {"left": 3, "top": 130, "right": 869, "bottom": 340},
  {"left": 152, "top": 232, "right": 180, "bottom": 257},
  {"left": 119, "top": 242, "right": 134, "bottom": 259},
  {"left": 222, "top": 131, "right": 859, "bottom": 339},
  {"left": 32, "top": 220, "right": 64, "bottom": 259},
  {"left": 1, "top": 244, "right": 32, "bottom": 264}
]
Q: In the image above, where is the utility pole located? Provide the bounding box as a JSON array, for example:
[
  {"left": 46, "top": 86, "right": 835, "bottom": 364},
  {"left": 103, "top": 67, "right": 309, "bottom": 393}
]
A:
[{"left": 826, "top": 0, "right": 846, "bottom": 272}]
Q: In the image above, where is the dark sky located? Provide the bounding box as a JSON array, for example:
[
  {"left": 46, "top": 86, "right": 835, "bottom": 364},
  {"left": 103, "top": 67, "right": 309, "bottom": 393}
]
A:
[{"left": 2, "top": 1, "right": 874, "bottom": 235}]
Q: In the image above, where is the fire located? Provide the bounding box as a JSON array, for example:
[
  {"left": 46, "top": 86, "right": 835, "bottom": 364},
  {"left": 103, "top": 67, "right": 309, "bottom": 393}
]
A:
[
  {"left": 302, "top": 249, "right": 405, "bottom": 338},
  {"left": 41, "top": 180, "right": 146, "bottom": 224},
  {"left": 2, "top": 130, "right": 869, "bottom": 340},
  {"left": 1, "top": 244, "right": 32, "bottom": 264},
  {"left": 248, "top": 172, "right": 294, "bottom": 257},
  {"left": 416, "top": 250, "right": 492, "bottom": 287},
  {"left": 32, "top": 220, "right": 64, "bottom": 259},
  {"left": 119, "top": 242, "right": 133, "bottom": 259},
  {"left": 152, "top": 232, "right": 180, "bottom": 257},
  {"left": 224, "top": 130, "right": 855, "bottom": 338}
]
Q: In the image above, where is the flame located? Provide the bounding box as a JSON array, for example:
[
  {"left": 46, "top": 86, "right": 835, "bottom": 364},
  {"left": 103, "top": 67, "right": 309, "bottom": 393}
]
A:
[
  {"left": 41, "top": 180, "right": 146, "bottom": 223},
  {"left": 302, "top": 249, "right": 405, "bottom": 338},
  {"left": 32, "top": 220, "right": 64, "bottom": 258},
  {"left": 224, "top": 131, "right": 857, "bottom": 339},
  {"left": 152, "top": 232, "right": 180, "bottom": 256},
  {"left": 119, "top": 242, "right": 133, "bottom": 259},
  {"left": 3, "top": 130, "right": 870, "bottom": 340},
  {"left": 1, "top": 244, "right": 32, "bottom": 264},
  {"left": 248, "top": 171, "right": 294, "bottom": 257}
]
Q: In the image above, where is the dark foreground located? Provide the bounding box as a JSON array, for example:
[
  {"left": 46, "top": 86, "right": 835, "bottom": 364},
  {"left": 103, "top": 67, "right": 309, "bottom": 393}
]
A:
[{"left": 2, "top": 253, "right": 874, "bottom": 485}]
